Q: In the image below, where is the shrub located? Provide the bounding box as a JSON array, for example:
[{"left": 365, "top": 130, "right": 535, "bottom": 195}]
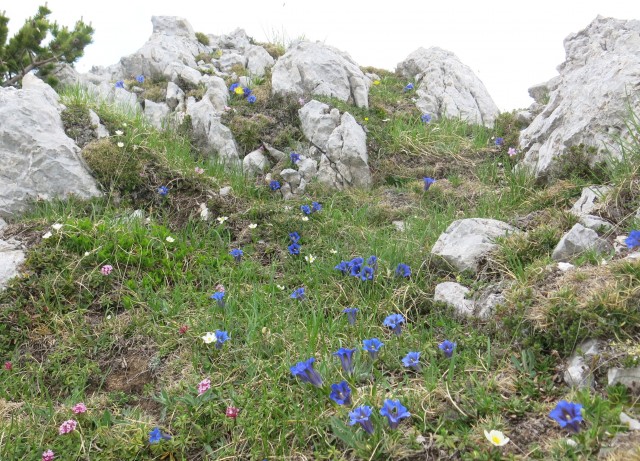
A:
[{"left": 195, "top": 32, "right": 210, "bottom": 46}]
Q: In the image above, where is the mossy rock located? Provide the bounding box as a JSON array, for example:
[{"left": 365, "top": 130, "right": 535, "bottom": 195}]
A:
[
  {"left": 82, "top": 138, "right": 149, "bottom": 194},
  {"left": 61, "top": 104, "right": 95, "bottom": 148}
]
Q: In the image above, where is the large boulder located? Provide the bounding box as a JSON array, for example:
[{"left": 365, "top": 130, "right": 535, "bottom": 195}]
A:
[
  {"left": 431, "top": 218, "right": 519, "bottom": 273},
  {"left": 187, "top": 96, "right": 239, "bottom": 165},
  {"left": 0, "top": 75, "right": 101, "bottom": 219},
  {"left": 396, "top": 47, "right": 500, "bottom": 127},
  {"left": 272, "top": 41, "right": 370, "bottom": 108},
  {"left": 519, "top": 17, "right": 640, "bottom": 180}
]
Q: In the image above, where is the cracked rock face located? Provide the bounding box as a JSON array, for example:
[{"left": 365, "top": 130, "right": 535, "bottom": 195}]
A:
[
  {"left": 0, "top": 75, "right": 101, "bottom": 219},
  {"left": 519, "top": 16, "right": 640, "bottom": 180},
  {"left": 272, "top": 41, "right": 370, "bottom": 108},
  {"left": 396, "top": 47, "right": 500, "bottom": 127}
]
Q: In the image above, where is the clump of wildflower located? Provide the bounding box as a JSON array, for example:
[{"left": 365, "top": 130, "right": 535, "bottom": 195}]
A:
[
  {"left": 197, "top": 378, "right": 211, "bottom": 396},
  {"left": 367, "top": 255, "right": 378, "bottom": 270},
  {"left": 270, "top": 180, "right": 281, "bottom": 191},
  {"left": 115, "top": 80, "right": 124, "bottom": 89},
  {"left": 211, "top": 291, "right": 225, "bottom": 307},
  {"left": 72, "top": 403, "right": 87, "bottom": 414},
  {"left": 58, "top": 419, "right": 78, "bottom": 435},
  {"left": 229, "top": 248, "right": 243, "bottom": 262},
  {"left": 136, "top": 75, "right": 145, "bottom": 84},
  {"left": 403, "top": 83, "right": 414, "bottom": 92},
  {"left": 343, "top": 307, "right": 358, "bottom": 325},
  {"left": 4, "top": 361, "right": 12, "bottom": 370},
  {"left": 402, "top": 351, "right": 421, "bottom": 370},
  {"left": 330, "top": 381, "right": 352, "bottom": 405},
  {"left": 484, "top": 429, "right": 509, "bottom": 446},
  {"left": 290, "top": 152, "right": 301, "bottom": 164},
  {"left": 439, "top": 340, "right": 456, "bottom": 358},
  {"left": 395, "top": 263, "right": 411, "bottom": 278},
  {"left": 217, "top": 216, "right": 228, "bottom": 224},
  {"left": 380, "top": 399, "right": 411, "bottom": 429},
  {"left": 149, "top": 427, "right": 171, "bottom": 443},
  {"left": 495, "top": 137, "right": 504, "bottom": 146},
  {"left": 214, "top": 330, "right": 230, "bottom": 349},
  {"left": 290, "top": 287, "right": 305, "bottom": 300},
  {"left": 549, "top": 401, "right": 583, "bottom": 432},
  {"left": 373, "top": 80, "right": 381, "bottom": 85},
  {"left": 229, "top": 83, "right": 240, "bottom": 93},
  {"left": 290, "top": 357, "right": 323, "bottom": 387},
  {"left": 304, "top": 254, "right": 316, "bottom": 264},
  {"left": 311, "top": 201, "right": 322, "bottom": 212},
  {"left": 349, "top": 405, "right": 374, "bottom": 434},
  {"left": 226, "top": 406, "right": 240, "bottom": 418},
  {"left": 362, "top": 338, "right": 383, "bottom": 360},
  {"left": 157, "top": 186, "right": 169, "bottom": 196},
  {"left": 289, "top": 232, "right": 300, "bottom": 243},
  {"left": 423, "top": 177, "right": 436, "bottom": 191},
  {"left": 383, "top": 313, "right": 405, "bottom": 336},
  {"left": 333, "top": 348, "right": 356, "bottom": 375},
  {"left": 625, "top": 230, "right": 640, "bottom": 250},
  {"left": 359, "top": 266, "right": 374, "bottom": 281},
  {"left": 179, "top": 324, "right": 188, "bottom": 335},
  {"left": 101, "top": 265, "right": 113, "bottom": 276},
  {"left": 421, "top": 114, "right": 432, "bottom": 123},
  {"left": 202, "top": 332, "right": 216, "bottom": 344},
  {"left": 508, "top": 147, "right": 517, "bottom": 157},
  {"left": 42, "top": 450, "right": 55, "bottom": 461}
]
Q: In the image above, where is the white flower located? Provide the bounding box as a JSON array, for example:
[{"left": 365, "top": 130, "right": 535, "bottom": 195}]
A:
[
  {"left": 115, "top": 130, "right": 123, "bottom": 136},
  {"left": 117, "top": 142, "right": 124, "bottom": 148},
  {"left": 283, "top": 206, "right": 292, "bottom": 212},
  {"left": 329, "top": 249, "right": 338, "bottom": 254},
  {"left": 276, "top": 285, "right": 285, "bottom": 290},
  {"left": 42, "top": 231, "right": 52, "bottom": 239},
  {"left": 484, "top": 430, "right": 509, "bottom": 447},
  {"left": 301, "top": 216, "right": 309, "bottom": 222},
  {"left": 202, "top": 332, "right": 217, "bottom": 344},
  {"left": 248, "top": 223, "right": 257, "bottom": 229},
  {"left": 122, "top": 123, "right": 127, "bottom": 127},
  {"left": 166, "top": 236, "right": 175, "bottom": 243},
  {"left": 84, "top": 251, "right": 90, "bottom": 256},
  {"left": 304, "top": 254, "right": 316, "bottom": 264},
  {"left": 217, "top": 216, "right": 228, "bottom": 224},
  {"left": 52, "top": 223, "right": 63, "bottom": 231}
]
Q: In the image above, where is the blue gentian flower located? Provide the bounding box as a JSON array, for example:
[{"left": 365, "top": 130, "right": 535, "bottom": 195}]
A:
[
  {"left": 247, "top": 94, "right": 257, "bottom": 104},
  {"left": 349, "top": 405, "right": 374, "bottom": 434},
  {"left": 383, "top": 313, "right": 405, "bottom": 336},
  {"left": 343, "top": 307, "right": 358, "bottom": 325},
  {"left": 210, "top": 291, "right": 225, "bottom": 307},
  {"left": 270, "top": 180, "right": 281, "bottom": 191},
  {"left": 362, "top": 338, "right": 383, "bottom": 360},
  {"left": 311, "top": 201, "right": 322, "bottom": 213},
  {"left": 438, "top": 340, "right": 456, "bottom": 358},
  {"left": 157, "top": 186, "right": 169, "bottom": 196},
  {"left": 243, "top": 87, "right": 252, "bottom": 97},
  {"left": 288, "top": 243, "right": 301, "bottom": 255},
  {"left": 333, "top": 347, "right": 356, "bottom": 375},
  {"left": 402, "top": 351, "right": 421, "bottom": 370},
  {"left": 421, "top": 114, "right": 432, "bottom": 123},
  {"left": 495, "top": 137, "right": 504, "bottom": 146},
  {"left": 229, "top": 83, "right": 240, "bottom": 93},
  {"left": 115, "top": 80, "right": 124, "bottom": 89},
  {"left": 149, "top": 427, "right": 171, "bottom": 444},
  {"left": 359, "top": 266, "right": 374, "bottom": 281},
  {"left": 334, "top": 261, "right": 349, "bottom": 275},
  {"left": 229, "top": 248, "right": 243, "bottom": 262},
  {"left": 290, "top": 287, "right": 305, "bottom": 300},
  {"left": 215, "top": 330, "right": 230, "bottom": 349},
  {"left": 300, "top": 205, "right": 311, "bottom": 215},
  {"left": 549, "top": 401, "right": 583, "bottom": 432},
  {"left": 403, "top": 83, "right": 414, "bottom": 92},
  {"left": 423, "top": 177, "right": 436, "bottom": 191},
  {"left": 136, "top": 75, "right": 145, "bottom": 84},
  {"left": 380, "top": 399, "right": 411, "bottom": 429},
  {"left": 367, "top": 255, "right": 378, "bottom": 270},
  {"left": 289, "top": 232, "right": 300, "bottom": 243},
  {"left": 348, "top": 257, "right": 364, "bottom": 277},
  {"left": 290, "top": 152, "right": 301, "bottom": 163},
  {"left": 329, "top": 381, "right": 352, "bottom": 405},
  {"left": 625, "top": 230, "right": 640, "bottom": 250},
  {"left": 395, "top": 263, "right": 411, "bottom": 278},
  {"left": 290, "top": 357, "right": 323, "bottom": 387}
]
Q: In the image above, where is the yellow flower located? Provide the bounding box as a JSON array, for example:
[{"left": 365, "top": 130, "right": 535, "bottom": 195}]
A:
[
  {"left": 364, "top": 117, "right": 369, "bottom": 122},
  {"left": 234, "top": 86, "right": 244, "bottom": 95},
  {"left": 484, "top": 430, "right": 509, "bottom": 447},
  {"left": 373, "top": 80, "right": 380, "bottom": 85}
]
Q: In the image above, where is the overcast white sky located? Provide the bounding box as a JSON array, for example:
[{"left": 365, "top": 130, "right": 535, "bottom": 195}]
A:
[{"left": 4, "top": 1, "right": 639, "bottom": 110}]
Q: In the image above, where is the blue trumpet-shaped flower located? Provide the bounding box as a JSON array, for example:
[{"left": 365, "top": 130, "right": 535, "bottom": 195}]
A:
[
  {"left": 270, "top": 180, "right": 281, "bottom": 191},
  {"left": 290, "top": 357, "right": 323, "bottom": 387},
  {"left": 343, "top": 307, "right": 358, "bottom": 325},
  {"left": 290, "top": 152, "right": 301, "bottom": 163},
  {"left": 349, "top": 405, "right": 374, "bottom": 434},
  {"left": 214, "top": 330, "right": 229, "bottom": 349},
  {"left": 362, "top": 338, "right": 383, "bottom": 360},
  {"left": 136, "top": 75, "right": 145, "bottom": 84},
  {"left": 247, "top": 94, "right": 257, "bottom": 104},
  {"left": 210, "top": 291, "right": 225, "bottom": 307},
  {"left": 403, "top": 83, "right": 414, "bottom": 92},
  {"left": 311, "top": 201, "right": 322, "bottom": 213},
  {"left": 549, "top": 401, "right": 583, "bottom": 432},
  {"left": 333, "top": 347, "right": 356, "bottom": 375},
  {"left": 439, "top": 340, "right": 456, "bottom": 358},
  {"left": 289, "top": 232, "right": 300, "bottom": 243},
  {"left": 288, "top": 243, "right": 301, "bottom": 255},
  {"left": 115, "top": 80, "right": 125, "bottom": 89},
  {"left": 421, "top": 113, "right": 432, "bottom": 123},
  {"left": 330, "top": 381, "right": 352, "bottom": 405},
  {"left": 395, "top": 263, "right": 411, "bottom": 278},
  {"left": 402, "top": 351, "right": 421, "bottom": 370},
  {"left": 229, "top": 248, "right": 243, "bottom": 262},
  {"left": 423, "top": 177, "right": 436, "bottom": 191},
  {"left": 300, "top": 205, "right": 311, "bottom": 215},
  {"left": 625, "top": 230, "right": 640, "bottom": 250},
  {"left": 359, "top": 266, "right": 374, "bottom": 281},
  {"left": 290, "top": 287, "right": 305, "bottom": 300},
  {"left": 380, "top": 399, "right": 411, "bottom": 429},
  {"left": 383, "top": 313, "right": 405, "bottom": 336}
]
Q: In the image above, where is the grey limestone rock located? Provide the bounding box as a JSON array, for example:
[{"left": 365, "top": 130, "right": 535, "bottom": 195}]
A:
[
  {"left": 552, "top": 223, "right": 612, "bottom": 261},
  {"left": 0, "top": 238, "right": 25, "bottom": 290}
]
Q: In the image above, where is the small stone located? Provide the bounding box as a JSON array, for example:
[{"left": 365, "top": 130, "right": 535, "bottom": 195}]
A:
[
  {"left": 392, "top": 221, "right": 406, "bottom": 232},
  {"left": 219, "top": 186, "right": 232, "bottom": 196}
]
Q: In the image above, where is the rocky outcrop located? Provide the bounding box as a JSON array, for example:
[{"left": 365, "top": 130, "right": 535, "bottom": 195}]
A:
[
  {"left": 187, "top": 96, "right": 239, "bottom": 165},
  {"left": 434, "top": 282, "right": 504, "bottom": 319},
  {"left": 519, "top": 17, "right": 640, "bottom": 180},
  {"left": 272, "top": 41, "right": 370, "bottom": 108},
  {"left": 0, "top": 74, "right": 101, "bottom": 219},
  {"left": 431, "top": 218, "right": 519, "bottom": 273},
  {"left": 396, "top": 47, "right": 500, "bottom": 127},
  {"left": 570, "top": 186, "right": 614, "bottom": 232},
  {"left": 564, "top": 339, "right": 601, "bottom": 388},
  {"left": 0, "top": 238, "right": 25, "bottom": 290},
  {"left": 551, "top": 223, "right": 612, "bottom": 261}
]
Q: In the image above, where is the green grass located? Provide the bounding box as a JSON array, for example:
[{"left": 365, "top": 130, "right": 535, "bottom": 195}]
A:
[{"left": 1, "top": 78, "right": 639, "bottom": 461}]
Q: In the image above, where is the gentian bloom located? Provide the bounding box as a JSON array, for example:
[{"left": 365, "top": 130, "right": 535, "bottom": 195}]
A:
[
  {"left": 136, "top": 75, "right": 145, "bottom": 84},
  {"left": 625, "top": 230, "right": 640, "bottom": 250},
  {"left": 349, "top": 405, "right": 374, "bottom": 434},
  {"left": 270, "top": 180, "right": 281, "bottom": 191},
  {"left": 300, "top": 205, "right": 311, "bottom": 215},
  {"left": 421, "top": 113, "right": 432, "bottom": 123},
  {"left": 362, "top": 338, "right": 383, "bottom": 360},
  {"left": 58, "top": 419, "right": 78, "bottom": 435},
  {"left": 290, "top": 287, "right": 305, "bottom": 300},
  {"left": 243, "top": 87, "right": 252, "bottom": 97},
  {"left": 229, "top": 83, "right": 240, "bottom": 93},
  {"left": 148, "top": 427, "right": 171, "bottom": 443},
  {"left": 229, "top": 248, "right": 243, "bottom": 262},
  {"left": 380, "top": 399, "right": 411, "bottom": 429},
  {"left": 289, "top": 232, "right": 301, "bottom": 243},
  {"left": 395, "top": 263, "right": 411, "bottom": 278},
  {"left": 330, "top": 381, "right": 352, "bottom": 405},
  {"left": 311, "top": 201, "right": 322, "bottom": 212},
  {"left": 42, "top": 450, "right": 55, "bottom": 461},
  {"left": 495, "top": 137, "right": 504, "bottom": 146},
  {"left": 359, "top": 266, "right": 374, "bottom": 281},
  {"left": 334, "top": 261, "right": 349, "bottom": 275},
  {"left": 214, "top": 330, "right": 229, "bottom": 349},
  {"left": 403, "top": 83, "right": 414, "bottom": 92},
  {"left": 115, "top": 80, "right": 124, "bottom": 88},
  {"left": 423, "top": 177, "right": 436, "bottom": 191},
  {"left": 383, "top": 313, "right": 405, "bottom": 336},
  {"left": 247, "top": 94, "right": 257, "bottom": 104},
  {"left": 333, "top": 347, "right": 356, "bottom": 375},
  {"left": 157, "top": 186, "right": 169, "bottom": 196},
  {"left": 402, "top": 351, "right": 421, "bottom": 370},
  {"left": 288, "top": 243, "right": 301, "bottom": 255},
  {"left": 343, "top": 307, "right": 358, "bottom": 325},
  {"left": 211, "top": 291, "right": 225, "bottom": 307},
  {"left": 549, "top": 401, "right": 583, "bottom": 432},
  {"left": 72, "top": 403, "right": 87, "bottom": 414},
  {"left": 290, "top": 357, "right": 323, "bottom": 387},
  {"left": 367, "top": 255, "right": 378, "bottom": 270},
  {"left": 290, "top": 152, "right": 301, "bottom": 163},
  {"left": 439, "top": 340, "right": 456, "bottom": 358}
]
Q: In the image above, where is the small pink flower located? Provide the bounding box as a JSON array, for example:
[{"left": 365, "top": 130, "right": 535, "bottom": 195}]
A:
[
  {"left": 58, "top": 419, "right": 78, "bottom": 435},
  {"left": 224, "top": 105, "right": 231, "bottom": 111},
  {"left": 4, "top": 361, "right": 12, "bottom": 370},
  {"left": 298, "top": 97, "right": 305, "bottom": 106},
  {"left": 197, "top": 378, "right": 211, "bottom": 396},
  {"left": 194, "top": 167, "right": 204, "bottom": 174},
  {"left": 225, "top": 406, "right": 240, "bottom": 418},
  {"left": 42, "top": 450, "right": 55, "bottom": 461},
  {"left": 215, "top": 284, "right": 225, "bottom": 293},
  {"left": 508, "top": 147, "right": 517, "bottom": 157},
  {"left": 72, "top": 403, "right": 87, "bottom": 414},
  {"left": 101, "top": 265, "right": 113, "bottom": 276},
  {"left": 179, "top": 324, "right": 189, "bottom": 335}
]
